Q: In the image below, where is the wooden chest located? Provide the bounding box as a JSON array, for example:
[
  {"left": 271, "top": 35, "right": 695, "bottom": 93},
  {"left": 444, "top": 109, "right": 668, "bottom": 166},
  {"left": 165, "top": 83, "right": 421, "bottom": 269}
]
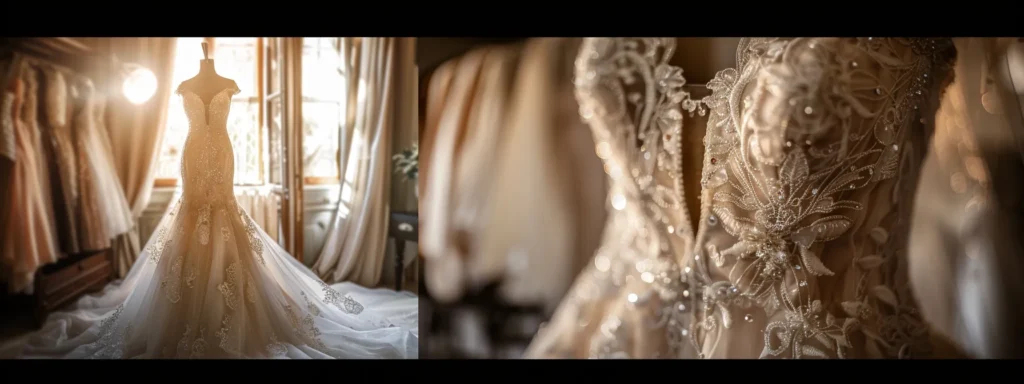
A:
[{"left": 33, "top": 249, "right": 114, "bottom": 324}]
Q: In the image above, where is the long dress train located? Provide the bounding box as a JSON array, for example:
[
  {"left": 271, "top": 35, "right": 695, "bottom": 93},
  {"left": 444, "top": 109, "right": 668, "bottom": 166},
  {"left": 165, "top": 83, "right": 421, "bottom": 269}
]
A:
[{"left": 18, "top": 82, "right": 417, "bottom": 359}]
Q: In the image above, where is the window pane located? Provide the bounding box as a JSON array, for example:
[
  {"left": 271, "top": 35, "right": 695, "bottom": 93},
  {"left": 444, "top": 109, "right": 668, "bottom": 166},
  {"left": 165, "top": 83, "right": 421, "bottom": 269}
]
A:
[
  {"left": 302, "top": 38, "right": 343, "bottom": 101},
  {"left": 228, "top": 100, "right": 261, "bottom": 184},
  {"left": 301, "top": 38, "right": 344, "bottom": 181},
  {"left": 267, "top": 97, "right": 283, "bottom": 185},
  {"left": 302, "top": 101, "right": 340, "bottom": 179},
  {"left": 267, "top": 38, "right": 280, "bottom": 94},
  {"left": 214, "top": 38, "right": 257, "bottom": 97}
]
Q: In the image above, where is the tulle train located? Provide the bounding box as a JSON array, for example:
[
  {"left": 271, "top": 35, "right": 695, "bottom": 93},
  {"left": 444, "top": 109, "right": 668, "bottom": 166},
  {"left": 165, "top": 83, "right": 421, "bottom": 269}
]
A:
[{"left": 17, "top": 198, "right": 418, "bottom": 359}]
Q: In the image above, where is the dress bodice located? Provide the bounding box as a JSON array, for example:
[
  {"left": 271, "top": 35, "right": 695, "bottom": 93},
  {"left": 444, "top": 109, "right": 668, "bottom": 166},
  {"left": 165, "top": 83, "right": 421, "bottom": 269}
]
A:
[
  {"left": 178, "top": 86, "right": 239, "bottom": 205},
  {"left": 528, "top": 38, "right": 958, "bottom": 359}
]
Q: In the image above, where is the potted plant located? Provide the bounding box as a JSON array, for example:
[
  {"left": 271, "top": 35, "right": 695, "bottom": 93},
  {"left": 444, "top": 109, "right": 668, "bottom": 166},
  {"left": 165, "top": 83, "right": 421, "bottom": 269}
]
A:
[{"left": 392, "top": 143, "right": 419, "bottom": 197}]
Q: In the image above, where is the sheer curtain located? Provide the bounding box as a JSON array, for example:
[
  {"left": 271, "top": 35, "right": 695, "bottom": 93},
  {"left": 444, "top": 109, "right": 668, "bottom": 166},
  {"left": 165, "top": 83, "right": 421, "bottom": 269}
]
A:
[
  {"left": 235, "top": 186, "right": 280, "bottom": 242},
  {"left": 312, "top": 38, "right": 398, "bottom": 287},
  {"left": 104, "top": 38, "right": 178, "bottom": 277}
]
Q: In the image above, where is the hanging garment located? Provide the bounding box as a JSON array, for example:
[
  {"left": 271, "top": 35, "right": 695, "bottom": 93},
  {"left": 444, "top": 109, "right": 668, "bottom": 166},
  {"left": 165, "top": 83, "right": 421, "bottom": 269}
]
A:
[
  {"left": 72, "top": 82, "right": 112, "bottom": 252},
  {"left": 421, "top": 48, "right": 488, "bottom": 303},
  {"left": 77, "top": 83, "right": 134, "bottom": 244},
  {"left": 1, "top": 65, "right": 59, "bottom": 294},
  {"left": 475, "top": 38, "right": 607, "bottom": 310},
  {"left": 42, "top": 68, "right": 81, "bottom": 255}
]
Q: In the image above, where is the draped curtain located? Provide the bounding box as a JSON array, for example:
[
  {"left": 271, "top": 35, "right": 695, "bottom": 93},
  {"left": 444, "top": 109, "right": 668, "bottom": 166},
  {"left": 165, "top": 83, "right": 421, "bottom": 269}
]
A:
[
  {"left": 104, "top": 38, "right": 178, "bottom": 277},
  {"left": 312, "top": 38, "right": 398, "bottom": 287},
  {"left": 235, "top": 186, "right": 280, "bottom": 242}
]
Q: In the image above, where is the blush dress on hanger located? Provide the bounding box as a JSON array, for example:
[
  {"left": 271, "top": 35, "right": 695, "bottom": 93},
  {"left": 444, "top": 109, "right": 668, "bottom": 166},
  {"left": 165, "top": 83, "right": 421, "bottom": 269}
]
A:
[{"left": 1, "top": 65, "right": 59, "bottom": 294}]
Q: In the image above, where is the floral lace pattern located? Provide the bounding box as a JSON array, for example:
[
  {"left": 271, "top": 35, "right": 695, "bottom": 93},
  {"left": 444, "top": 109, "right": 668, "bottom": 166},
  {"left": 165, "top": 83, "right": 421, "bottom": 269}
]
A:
[{"left": 529, "top": 38, "right": 956, "bottom": 359}]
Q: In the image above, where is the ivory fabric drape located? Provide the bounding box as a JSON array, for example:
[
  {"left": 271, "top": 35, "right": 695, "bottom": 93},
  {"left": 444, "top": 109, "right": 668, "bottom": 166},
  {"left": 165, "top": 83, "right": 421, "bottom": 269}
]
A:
[
  {"left": 312, "top": 38, "right": 398, "bottom": 287},
  {"left": 104, "top": 38, "right": 178, "bottom": 277},
  {"left": 420, "top": 38, "right": 607, "bottom": 309}
]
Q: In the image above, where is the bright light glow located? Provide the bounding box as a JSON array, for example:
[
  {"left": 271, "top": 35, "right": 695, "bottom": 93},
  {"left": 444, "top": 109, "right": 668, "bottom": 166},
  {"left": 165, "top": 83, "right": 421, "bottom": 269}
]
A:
[{"left": 122, "top": 66, "right": 158, "bottom": 104}]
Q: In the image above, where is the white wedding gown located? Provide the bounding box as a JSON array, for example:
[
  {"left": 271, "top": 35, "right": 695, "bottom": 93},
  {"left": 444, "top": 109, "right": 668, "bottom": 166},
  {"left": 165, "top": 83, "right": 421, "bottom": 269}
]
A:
[{"left": 17, "top": 83, "right": 418, "bottom": 359}]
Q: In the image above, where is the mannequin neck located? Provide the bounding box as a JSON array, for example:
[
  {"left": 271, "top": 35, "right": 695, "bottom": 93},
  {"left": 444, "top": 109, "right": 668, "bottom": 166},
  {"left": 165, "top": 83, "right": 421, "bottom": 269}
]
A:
[{"left": 198, "top": 59, "right": 217, "bottom": 75}]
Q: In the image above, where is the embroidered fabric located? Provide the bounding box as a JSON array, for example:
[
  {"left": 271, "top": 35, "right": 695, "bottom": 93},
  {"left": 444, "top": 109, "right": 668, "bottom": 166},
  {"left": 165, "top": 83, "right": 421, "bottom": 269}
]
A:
[
  {"left": 18, "top": 81, "right": 417, "bottom": 359},
  {"left": 527, "top": 38, "right": 958, "bottom": 359}
]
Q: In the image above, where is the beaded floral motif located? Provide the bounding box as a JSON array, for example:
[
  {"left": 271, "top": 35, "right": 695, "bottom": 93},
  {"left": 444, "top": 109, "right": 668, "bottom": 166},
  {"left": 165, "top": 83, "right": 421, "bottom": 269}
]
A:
[
  {"left": 298, "top": 292, "right": 329, "bottom": 352},
  {"left": 161, "top": 253, "right": 184, "bottom": 304},
  {"left": 196, "top": 203, "right": 212, "bottom": 245},
  {"left": 218, "top": 262, "right": 240, "bottom": 311},
  {"left": 147, "top": 199, "right": 183, "bottom": 264},
  {"left": 532, "top": 37, "right": 955, "bottom": 360},
  {"left": 319, "top": 280, "right": 365, "bottom": 314},
  {"left": 266, "top": 333, "right": 288, "bottom": 357},
  {"left": 239, "top": 205, "right": 266, "bottom": 266},
  {"left": 147, "top": 227, "right": 169, "bottom": 264},
  {"left": 246, "top": 273, "right": 258, "bottom": 304},
  {"left": 173, "top": 323, "right": 208, "bottom": 358},
  {"left": 88, "top": 304, "right": 129, "bottom": 359},
  {"left": 185, "top": 264, "right": 197, "bottom": 289},
  {"left": 190, "top": 327, "right": 208, "bottom": 358},
  {"left": 215, "top": 313, "right": 240, "bottom": 355}
]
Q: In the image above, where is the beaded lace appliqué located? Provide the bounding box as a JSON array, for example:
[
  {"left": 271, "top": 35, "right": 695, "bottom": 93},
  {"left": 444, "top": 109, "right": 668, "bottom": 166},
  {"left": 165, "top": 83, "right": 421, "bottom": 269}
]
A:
[{"left": 540, "top": 37, "right": 954, "bottom": 359}]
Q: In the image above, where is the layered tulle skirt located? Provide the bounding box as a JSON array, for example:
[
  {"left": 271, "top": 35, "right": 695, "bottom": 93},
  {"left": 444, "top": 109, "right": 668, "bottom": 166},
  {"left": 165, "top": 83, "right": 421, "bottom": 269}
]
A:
[{"left": 18, "top": 197, "right": 418, "bottom": 359}]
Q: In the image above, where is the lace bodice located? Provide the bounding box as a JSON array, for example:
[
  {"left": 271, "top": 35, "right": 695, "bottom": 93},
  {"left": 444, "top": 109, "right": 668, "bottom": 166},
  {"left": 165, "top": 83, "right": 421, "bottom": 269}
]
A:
[
  {"left": 177, "top": 86, "right": 239, "bottom": 205},
  {"left": 528, "top": 38, "right": 957, "bottom": 359}
]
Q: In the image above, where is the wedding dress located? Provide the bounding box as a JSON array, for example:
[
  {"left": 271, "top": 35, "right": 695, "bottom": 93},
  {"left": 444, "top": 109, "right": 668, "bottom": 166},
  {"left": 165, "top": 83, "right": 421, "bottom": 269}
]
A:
[
  {"left": 18, "top": 81, "right": 418, "bottom": 359},
  {"left": 527, "top": 38, "right": 960, "bottom": 359}
]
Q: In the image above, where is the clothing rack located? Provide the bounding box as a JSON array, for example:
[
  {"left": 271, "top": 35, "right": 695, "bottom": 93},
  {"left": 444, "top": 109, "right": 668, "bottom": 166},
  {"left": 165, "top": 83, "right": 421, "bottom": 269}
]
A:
[
  {"left": 0, "top": 38, "right": 118, "bottom": 327},
  {"left": 0, "top": 38, "right": 111, "bottom": 94}
]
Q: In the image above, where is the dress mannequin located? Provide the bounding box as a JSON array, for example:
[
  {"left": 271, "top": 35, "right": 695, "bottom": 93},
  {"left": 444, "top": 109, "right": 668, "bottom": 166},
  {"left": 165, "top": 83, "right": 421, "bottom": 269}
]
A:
[{"left": 176, "top": 42, "right": 238, "bottom": 121}]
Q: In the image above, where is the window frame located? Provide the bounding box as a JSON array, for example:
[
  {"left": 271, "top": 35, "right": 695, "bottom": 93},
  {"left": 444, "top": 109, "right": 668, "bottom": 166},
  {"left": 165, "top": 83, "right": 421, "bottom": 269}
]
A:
[{"left": 300, "top": 37, "right": 344, "bottom": 185}]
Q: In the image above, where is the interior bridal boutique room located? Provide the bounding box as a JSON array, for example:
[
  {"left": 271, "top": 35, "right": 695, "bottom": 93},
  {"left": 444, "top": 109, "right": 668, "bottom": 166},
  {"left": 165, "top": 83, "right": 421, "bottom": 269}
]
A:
[
  {"left": 0, "top": 37, "right": 419, "bottom": 359},
  {"left": 419, "top": 37, "right": 1024, "bottom": 359}
]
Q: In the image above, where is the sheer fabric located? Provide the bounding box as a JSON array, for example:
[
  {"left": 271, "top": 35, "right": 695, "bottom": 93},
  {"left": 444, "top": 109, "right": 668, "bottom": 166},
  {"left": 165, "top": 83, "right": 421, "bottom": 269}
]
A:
[
  {"left": 18, "top": 82, "right": 417, "bottom": 359},
  {"left": 528, "top": 38, "right": 958, "bottom": 359}
]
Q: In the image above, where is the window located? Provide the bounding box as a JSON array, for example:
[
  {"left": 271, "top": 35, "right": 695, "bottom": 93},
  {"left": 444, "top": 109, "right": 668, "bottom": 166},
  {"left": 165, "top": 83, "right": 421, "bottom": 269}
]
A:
[
  {"left": 157, "top": 37, "right": 343, "bottom": 188},
  {"left": 302, "top": 38, "right": 344, "bottom": 184}
]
